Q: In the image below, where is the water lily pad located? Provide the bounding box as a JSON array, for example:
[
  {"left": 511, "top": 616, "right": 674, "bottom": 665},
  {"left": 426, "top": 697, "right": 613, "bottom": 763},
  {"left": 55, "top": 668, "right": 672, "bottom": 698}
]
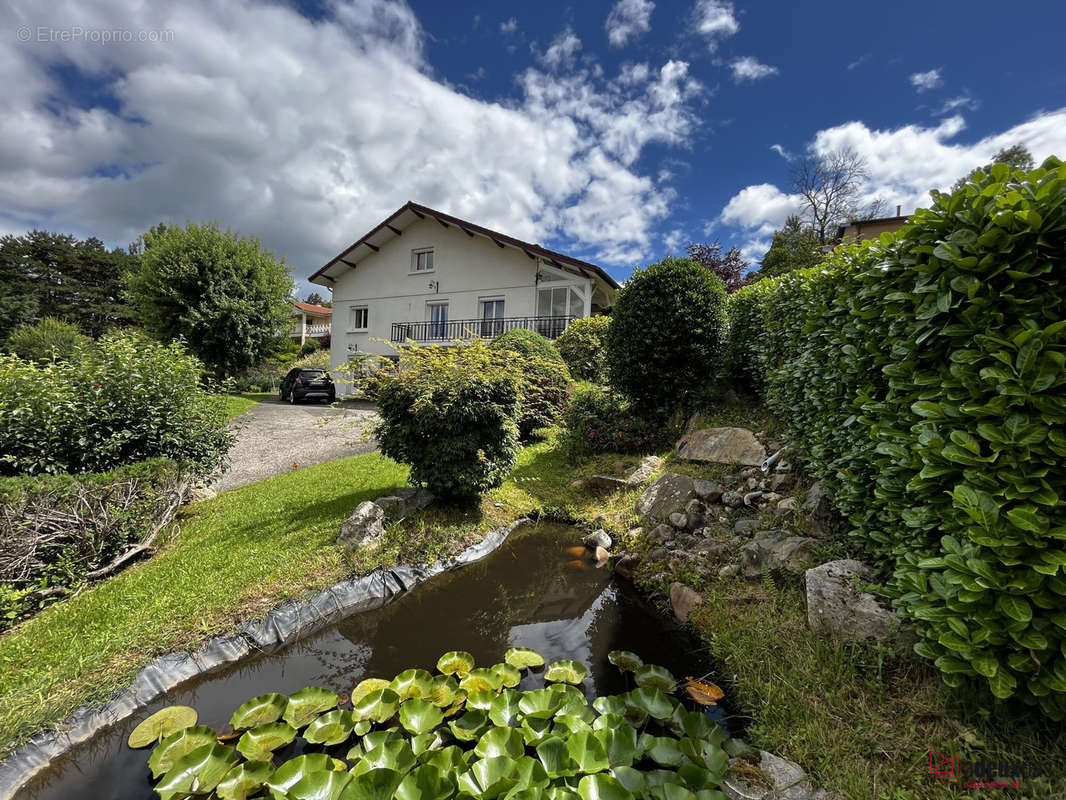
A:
[
  {"left": 353, "top": 740, "right": 417, "bottom": 776},
  {"left": 154, "top": 742, "right": 239, "bottom": 800},
  {"left": 391, "top": 669, "right": 435, "bottom": 702},
  {"left": 342, "top": 767, "right": 404, "bottom": 800},
  {"left": 128, "top": 706, "right": 198, "bottom": 748},
  {"left": 395, "top": 763, "right": 456, "bottom": 800},
  {"left": 465, "top": 688, "right": 497, "bottom": 711},
  {"left": 595, "top": 726, "right": 638, "bottom": 767},
  {"left": 148, "top": 725, "right": 217, "bottom": 778},
  {"left": 611, "top": 765, "right": 647, "bottom": 795},
  {"left": 459, "top": 667, "right": 504, "bottom": 694},
  {"left": 236, "top": 721, "right": 298, "bottom": 761},
  {"left": 474, "top": 726, "right": 525, "bottom": 759},
  {"left": 284, "top": 687, "right": 340, "bottom": 728},
  {"left": 634, "top": 664, "right": 676, "bottom": 693},
  {"left": 607, "top": 650, "right": 643, "bottom": 672},
  {"left": 491, "top": 662, "right": 522, "bottom": 688},
  {"left": 266, "top": 754, "right": 347, "bottom": 797},
  {"left": 304, "top": 710, "right": 355, "bottom": 746},
  {"left": 592, "top": 713, "right": 628, "bottom": 731},
  {"left": 520, "top": 715, "right": 554, "bottom": 747},
  {"left": 535, "top": 736, "right": 576, "bottom": 778},
  {"left": 518, "top": 688, "right": 566, "bottom": 719},
  {"left": 352, "top": 687, "right": 400, "bottom": 724},
  {"left": 436, "top": 651, "right": 475, "bottom": 677},
  {"left": 577, "top": 772, "right": 630, "bottom": 800},
  {"left": 505, "top": 647, "right": 546, "bottom": 670},
  {"left": 567, "top": 730, "right": 610, "bottom": 773},
  {"left": 553, "top": 714, "right": 592, "bottom": 736},
  {"left": 399, "top": 698, "right": 444, "bottom": 736},
  {"left": 424, "top": 675, "right": 461, "bottom": 707},
  {"left": 640, "top": 734, "right": 685, "bottom": 767},
  {"left": 421, "top": 745, "right": 468, "bottom": 773},
  {"left": 229, "top": 693, "right": 288, "bottom": 731},
  {"left": 216, "top": 760, "right": 273, "bottom": 800},
  {"left": 361, "top": 729, "right": 402, "bottom": 752},
  {"left": 287, "top": 769, "right": 353, "bottom": 800},
  {"left": 544, "top": 660, "right": 588, "bottom": 685},
  {"left": 448, "top": 709, "right": 489, "bottom": 741},
  {"left": 351, "top": 678, "right": 391, "bottom": 705},
  {"left": 624, "top": 687, "right": 677, "bottom": 720},
  {"left": 456, "top": 756, "right": 521, "bottom": 798},
  {"left": 487, "top": 690, "right": 521, "bottom": 727}
]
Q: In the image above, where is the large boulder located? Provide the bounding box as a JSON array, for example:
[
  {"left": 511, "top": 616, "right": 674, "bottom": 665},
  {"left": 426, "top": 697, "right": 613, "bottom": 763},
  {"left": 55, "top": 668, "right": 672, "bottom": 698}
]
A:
[
  {"left": 806, "top": 559, "right": 901, "bottom": 643},
  {"left": 675, "top": 427, "right": 766, "bottom": 467},
  {"left": 588, "top": 455, "right": 664, "bottom": 492},
  {"left": 739, "top": 532, "right": 818, "bottom": 577},
  {"left": 637, "top": 472, "right": 697, "bottom": 523},
  {"left": 337, "top": 501, "right": 385, "bottom": 548},
  {"left": 374, "top": 487, "right": 434, "bottom": 520},
  {"left": 723, "top": 750, "right": 826, "bottom": 800}
]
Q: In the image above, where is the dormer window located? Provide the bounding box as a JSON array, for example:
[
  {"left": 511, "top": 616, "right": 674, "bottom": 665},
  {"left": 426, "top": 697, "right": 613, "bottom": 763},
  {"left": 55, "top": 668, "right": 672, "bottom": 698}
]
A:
[{"left": 411, "top": 248, "right": 434, "bottom": 273}]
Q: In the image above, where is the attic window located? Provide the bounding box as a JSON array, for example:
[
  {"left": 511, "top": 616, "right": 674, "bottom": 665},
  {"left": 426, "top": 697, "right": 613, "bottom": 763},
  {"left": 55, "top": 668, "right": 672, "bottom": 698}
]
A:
[{"left": 411, "top": 248, "right": 434, "bottom": 272}]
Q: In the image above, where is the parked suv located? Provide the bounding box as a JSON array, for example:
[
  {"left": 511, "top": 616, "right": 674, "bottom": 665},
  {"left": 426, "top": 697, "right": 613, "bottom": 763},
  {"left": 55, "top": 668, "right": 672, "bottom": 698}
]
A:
[{"left": 280, "top": 368, "right": 336, "bottom": 404}]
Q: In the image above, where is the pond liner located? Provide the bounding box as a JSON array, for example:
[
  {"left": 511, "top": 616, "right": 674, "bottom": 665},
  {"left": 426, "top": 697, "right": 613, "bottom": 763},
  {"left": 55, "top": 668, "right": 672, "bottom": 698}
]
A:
[{"left": 0, "top": 518, "right": 529, "bottom": 800}]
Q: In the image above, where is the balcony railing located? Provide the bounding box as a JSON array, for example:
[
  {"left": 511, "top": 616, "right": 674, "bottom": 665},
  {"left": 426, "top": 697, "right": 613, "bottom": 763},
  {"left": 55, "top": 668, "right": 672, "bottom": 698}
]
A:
[
  {"left": 390, "top": 315, "right": 576, "bottom": 343},
  {"left": 291, "top": 322, "right": 332, "bottom": 338}
]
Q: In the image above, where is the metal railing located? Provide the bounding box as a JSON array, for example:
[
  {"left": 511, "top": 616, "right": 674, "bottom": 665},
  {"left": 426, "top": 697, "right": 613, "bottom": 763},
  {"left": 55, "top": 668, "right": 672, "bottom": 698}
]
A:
[{"left": 390, "top": 315, "right": 576, "bottom": 343}]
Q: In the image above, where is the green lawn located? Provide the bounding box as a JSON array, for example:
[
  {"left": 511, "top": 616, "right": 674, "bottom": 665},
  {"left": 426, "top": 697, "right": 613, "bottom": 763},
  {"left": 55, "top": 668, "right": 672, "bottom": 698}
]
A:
[{"left": 223, "top": 391, "right": 271, "bottom": 420}]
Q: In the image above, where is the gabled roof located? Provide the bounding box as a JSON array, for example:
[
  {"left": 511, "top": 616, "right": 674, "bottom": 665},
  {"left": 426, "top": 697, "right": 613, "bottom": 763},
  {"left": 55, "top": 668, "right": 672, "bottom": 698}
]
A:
[
  {"left": 293, "top": 300, "right": 332, "bottom": 315},
  {"left": 309, "top": 201, "right": 620, "bottom": 289}
]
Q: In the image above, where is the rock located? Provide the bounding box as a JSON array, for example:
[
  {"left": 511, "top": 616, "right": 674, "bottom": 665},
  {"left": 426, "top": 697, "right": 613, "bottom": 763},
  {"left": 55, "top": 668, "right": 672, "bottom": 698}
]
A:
[
  {"left": 374, "top": 487, "right": 434, "bottom": 520},
  {"left": 718, "top": 563, "right": 740, "bottom": 579},
  {"left": 802, "top": 481, "right": 837, "bottom": 532},
  {"left": 668, "top": 512, "right": 688, "bottom": 529},
  {"left": 594, "top": 546, "right": 610, "bottom": 563},
  {"left": 774, "top": 497, "right": 796, "bottom": 522},
  {"left": 739, "top": 532, "right": 819, "bottom": 577},
  {"left": 570, "top": 479, "right": 586, "bottom": 489},
  {"left": 770, "top": 473, "right": 795, "bottom": 492},
  {"left": 187, "top": 484, "right": 217, "bottom": 504},
  {"left": 615, "top": 552, "right": 641, "bottom": 580},
  {"left": 625, "top": 455, "right": 663, "bottom": 487},
  {"left": 647, "top": 524, "right": 675, "bottom": 544},
  {"left": 733, "top": 519, "right": 761, "bottom": 536},
  {"left": 587, "top": 474, "right": 630, "bottom": 491},
  {"left": 721, "top": 490, "right": 745, "bottom": 508},
  {"left": 613, "top": 459, "right": 628, "bottom": 476},
  {"left": 669, "top": 582, "right": 704, "bottom": 622},
  {"left": 675, "top": 427, "right": 767, "bottom": 467},
  {"left": 701, "top": 540, "right": 733, "bottom": 566},
  {"left": 723, "top": 750, "right": 827, "bottom": 800},
  {"left": 637, "top": 472, "right": 697, "bottom": 523},
  {"left": 584, "top": 529, "right": 613, "bottom": 550},
  {"left": 685, "top": 499, "right": 707, "bottom": 531},
  {"left": 694, "top": 479, "right": 724, "bottom": 503},
  {"left": 723, "top": 474, "right": 740, "bottom": 487},
  {"left": 337, "top": 501, "right": 385, "bottom": 548},
  {"left": 806, "top": 560, "right": 901, "bottom": 643}
]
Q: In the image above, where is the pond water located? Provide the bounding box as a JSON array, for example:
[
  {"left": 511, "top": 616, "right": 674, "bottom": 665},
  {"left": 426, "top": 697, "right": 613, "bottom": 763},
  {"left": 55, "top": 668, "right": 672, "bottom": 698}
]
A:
[{"left": 18, "top": 522, "right": 732, "bottom": 799}]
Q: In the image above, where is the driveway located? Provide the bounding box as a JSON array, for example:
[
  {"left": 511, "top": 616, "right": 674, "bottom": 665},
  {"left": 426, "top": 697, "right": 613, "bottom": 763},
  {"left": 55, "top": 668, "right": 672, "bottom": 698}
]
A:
[{"left": 214, "top": 398, "right": 380, "bottom": 493}]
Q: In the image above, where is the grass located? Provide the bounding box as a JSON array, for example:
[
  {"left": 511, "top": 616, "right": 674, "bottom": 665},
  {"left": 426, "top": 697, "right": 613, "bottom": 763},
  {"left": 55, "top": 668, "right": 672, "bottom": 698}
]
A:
[{"left": 223, "top": 392, "right": 271, "bottom": 420}]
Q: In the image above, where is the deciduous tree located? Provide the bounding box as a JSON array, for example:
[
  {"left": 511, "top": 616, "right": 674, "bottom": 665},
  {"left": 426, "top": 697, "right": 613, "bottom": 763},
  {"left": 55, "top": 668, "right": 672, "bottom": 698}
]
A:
[
  {"left": 686, "top": 241, "right": 749, "bottom": 292},
  {"left": 791, "top": 147, "right": 884, "bottom": 244}
]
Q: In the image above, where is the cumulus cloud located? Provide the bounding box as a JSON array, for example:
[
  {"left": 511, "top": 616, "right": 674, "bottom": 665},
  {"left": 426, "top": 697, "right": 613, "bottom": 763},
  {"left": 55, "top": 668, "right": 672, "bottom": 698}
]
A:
[
  {"left": 730, "top": 56, "right": 778, "bottom": 81},
  {"left": 0, "top": 0, "right": 705, "bottom": 272},
  {"left": 539, "top": 28, "right": 582, "bottom": 70},
  {"left": 663, "top": 228, "right": 686, "bottom": 253},
  {"left": 606, "top": 0, "right": 654, "bottom": 47},
  {"left": 719, "top": 183, "right": 804, "bottom": 232},
  {"left": 693, "top": 0, "right": 739, "bottom": 50},
  {"left": 909, "top": 68, "right": 943, "bottom": 92},
  {"left": 500, "top": 17, "right": 518, "bottom": 34}
]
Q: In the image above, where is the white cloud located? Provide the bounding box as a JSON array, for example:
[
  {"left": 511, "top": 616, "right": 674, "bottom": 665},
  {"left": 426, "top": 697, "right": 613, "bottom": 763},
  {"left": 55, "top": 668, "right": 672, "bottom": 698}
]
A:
[
  {"left": 770, "top": 143, "right": 792, "bottom": 161},
  {"left": 719, "top": 183, "right": 804, "bottom": 233},
  {"left": 936, "top": 94, "right": 978, "bottom": 115},
  {"left": 539, "top": 28, "right": 582, "bottom": 70},
  {"left": 730, "top": 56, "right": 778, "bottom": 82},
  {"left": 0, "top": 0, "right": 702, "bottom": 271},
  {"left": 909, "top": 68, "right": 943, "bottom": 92},
  {"left": 606, "top": 0, "right": 655, "bottom": 47},
  {"left": 847, "top": 53, "right": 870, "bottom": 70},
  {"left": 500, "top": 17, "right": 518, "bottom": 34},
  {"left": 693, "top": 0, "right": 738, "bottom": 50},
  {"left": 663, "top": 228, "right": 686, "bottom": 253}
]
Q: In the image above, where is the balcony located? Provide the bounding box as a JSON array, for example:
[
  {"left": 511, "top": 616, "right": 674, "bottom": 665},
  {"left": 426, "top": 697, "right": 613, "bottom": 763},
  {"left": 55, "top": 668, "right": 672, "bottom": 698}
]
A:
[
  {"left": 291, "top": 322, "right": 332, "bottom": 339},
  {"left": 390, "top": 315, "right": 576, "bottom": 343}
]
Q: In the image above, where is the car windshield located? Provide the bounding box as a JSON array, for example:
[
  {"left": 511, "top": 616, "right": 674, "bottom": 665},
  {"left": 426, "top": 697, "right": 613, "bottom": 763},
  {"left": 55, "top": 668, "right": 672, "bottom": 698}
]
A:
[{"left": 300, "top": 370, "right": 325, "bottom": 379}]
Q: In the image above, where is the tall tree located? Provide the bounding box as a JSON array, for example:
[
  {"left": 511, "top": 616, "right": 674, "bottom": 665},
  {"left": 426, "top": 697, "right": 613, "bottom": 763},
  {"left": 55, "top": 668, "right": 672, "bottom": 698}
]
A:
[
  {"left": 305, "top": 291, "right": 330, "bottom": 307},
  {"left": 125, "top": 222, "right": 294, "bottom": 376},
  {"left": 753, "top": 216, "right": 824, "bottom": 280},
  {"left": 686, "top": 241, "right": 750, "bottom": 293},
  {"left": 952, "top": 144, "right": 1035, "bottom": 191},
  {"left": 791, "top": 147, "right": 884, "bottom": 244}
]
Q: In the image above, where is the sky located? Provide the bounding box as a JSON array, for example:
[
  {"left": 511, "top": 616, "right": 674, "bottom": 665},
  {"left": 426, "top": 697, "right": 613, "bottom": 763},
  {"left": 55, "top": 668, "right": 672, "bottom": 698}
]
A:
[{"left": 3, "top": 0, "right": 1066, "bottom": 292}]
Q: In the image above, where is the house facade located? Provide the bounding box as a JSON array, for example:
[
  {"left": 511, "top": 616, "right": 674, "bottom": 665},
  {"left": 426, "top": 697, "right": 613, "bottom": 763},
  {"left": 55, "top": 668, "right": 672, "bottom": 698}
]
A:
[
  {"left": 835, "top": 207, "right": 910, "bottom": 244},
  {"left": 289, "top": 301, "right": 332, "bottom": 345},
  {"left": 309, "top": 202, "right": 619, "bottom": 386}
]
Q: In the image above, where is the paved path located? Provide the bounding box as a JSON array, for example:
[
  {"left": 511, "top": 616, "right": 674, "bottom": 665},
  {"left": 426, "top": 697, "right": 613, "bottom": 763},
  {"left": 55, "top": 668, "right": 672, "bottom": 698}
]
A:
[{"left": 214, "top": 398, "right": 380, "bottom": 493}]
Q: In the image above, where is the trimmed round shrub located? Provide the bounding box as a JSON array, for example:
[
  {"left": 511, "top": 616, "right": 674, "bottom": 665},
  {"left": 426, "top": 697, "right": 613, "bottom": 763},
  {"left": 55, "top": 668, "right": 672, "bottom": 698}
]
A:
[
  {"left": 0, "top": 331, "right": 232, "bottom": 477},
  {"left": 298, "top": 338, "right": 321, "bottom": 357},
  {"left": 606, "top": 257, "right": 727, "bottom": 411},
  {"left": 5, "top": 317, "right": 90, "bottom": 362},
  {"left": 554, "top": 315, "right": 611, "bottom": 382},
  {"left": 376, "top": 341, "right": 522, "bottom": 499},
  {"left": 562, "top": 383, "right": 675, "bottom": 456},
  {"left": 490, "top": 329, "right": 571, "bottom": 439}
]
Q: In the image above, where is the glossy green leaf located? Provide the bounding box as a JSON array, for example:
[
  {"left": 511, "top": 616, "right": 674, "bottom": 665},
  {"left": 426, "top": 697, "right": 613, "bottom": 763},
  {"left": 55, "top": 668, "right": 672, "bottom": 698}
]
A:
[
  {"left": 284, "top": 687, "right": 340, "bottom": 729},
  {"left": 154, "top": 742, "right": 239, "bottom": 800},
  {"left": 544, "top": 660, "right": 588, "bottom": 685},
  {"left": 129, "top": 706, "right": 198, "bottom": 748},
  {"left": 216, "top": 760, "right": 273, "bottom": 800},
  {"left": 399, "top": 698, "right": 444, "bottom": 736},
  {"left": 236, "top": 721, "right": 298, "bottom": 760},
  {"left": 505, "top": 647, "right": 546, "bottom": 669},
  {"left": 436, "top": 651, "right": 475, "bottom": 677}
]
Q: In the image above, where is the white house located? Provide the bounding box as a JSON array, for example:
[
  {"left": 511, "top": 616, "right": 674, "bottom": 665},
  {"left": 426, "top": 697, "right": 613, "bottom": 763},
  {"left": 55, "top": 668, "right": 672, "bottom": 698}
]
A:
[
  {"left": 309, "top": 202, "right": 619, "bottom": 385},
  {"left": 289, "top": 300, "right": 332, "bottom": 345}
]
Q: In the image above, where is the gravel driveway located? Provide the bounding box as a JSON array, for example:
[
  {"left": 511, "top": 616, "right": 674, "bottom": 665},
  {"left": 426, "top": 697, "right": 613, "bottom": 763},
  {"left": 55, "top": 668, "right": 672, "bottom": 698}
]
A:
[{"left": 213, "top": 398, "right": 380, "bottom": 493}]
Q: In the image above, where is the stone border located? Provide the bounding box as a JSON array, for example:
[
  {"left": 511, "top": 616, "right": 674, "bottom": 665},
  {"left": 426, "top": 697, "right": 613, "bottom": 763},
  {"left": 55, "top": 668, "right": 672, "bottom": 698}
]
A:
[{"left": 0, "top": 518, "right": 529, "bottom": 799}]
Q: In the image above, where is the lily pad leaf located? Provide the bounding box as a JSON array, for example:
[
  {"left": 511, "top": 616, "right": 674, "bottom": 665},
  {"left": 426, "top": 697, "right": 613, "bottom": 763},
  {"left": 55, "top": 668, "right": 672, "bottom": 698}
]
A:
[
  {"left": 449, "top": 709, "right": 489, "bottom": 741},
  {"left": 567, "top": 730, "right": 610, "bottom": 773},
  {"left": 424, "top": 674, "right": 461, "bottom": 707},
  {"left": 148, "top": 725, "right": 217, "bottom": 779},
  {"left": 475, "top": 725, "right": 525, "bottom": 759},
  {"left": 577, "top": 772, "right": 631, "bottom": 800},
  {"left": 536, "top": 736, "right": 576, "bottom": 778},
  {"left": 229, "top": 693, "right": 287, "bottom": 731},
  {"left": 154, "top": 742, "right": 239, "bottom": 800},
  {"left": 641, "top": 734, "right": 685, "bottom": 767},
  {"left": 284, "top": 687, "right": 340, "bottom": 728},
  {"left": 518, "top": 688, "right": 566, "bottom": 719},
  {"left": 492, "top": 662, "right": 523, "bottom": 688},
  {"left": 544, "top": 660, "right": 588, "bottom": 685},
  {"left": 351, "top": 678, "right": 391, "bottom": 705},
  {"left": 216, "top": 760, "right": 273, "bottom": 800},
  {"left": 391, "top": 668, "right": 435, "bottom": 702},
  {"left": 436, "top": 651, "right": 475, "bottom": 677},
  {"left": 236, "top": 721, "right": 298, "bottom": 761},
  {"left": 352, "top": 688, "right": 400, "bottom": 724},
  {"left": 634, "top": 664, "right": 676, "bottom": 693},
  {"left": 304, "top": 710, "right": 355, "bottom": 746},
  {"left": 505, "top": 647, "right": 546, "bottom": 670},
  {"left": 395, "top": 764, "right": 456, "bottom": 800},
  {"left": 611, "top": 765, "right": 647, "bottom": 795},
  {"left": 460, "top": 667, "right": 505, "bottom": 694},
  {"left": 266, "top": 754, "right": 347, "bottom": 797},
  {"left": 288, "top": 769, "right": 354, "bottom": 800},
  {"left": 129, "top": 705, "right": 198, "bottom": 748},
  {"left": 399, "top": 698, "right": 444, "bottom": 736},
  {"left": 339, "top": 767, "right": 404, "bottom": 800},
  {"left": 487, "top": 689, "right": 522, "bottom": 727},
  {"left": 456, "top": 756, "right": 520, "bottom": 799},
  {"left": 353, "top": 740, "right": 417, "bottom": 776},
  {"left": 607, "top": 650, "right": 643, "bottom": 672},
  {"left": 625, "top": 687, "right": 678, "bottom": 720}
]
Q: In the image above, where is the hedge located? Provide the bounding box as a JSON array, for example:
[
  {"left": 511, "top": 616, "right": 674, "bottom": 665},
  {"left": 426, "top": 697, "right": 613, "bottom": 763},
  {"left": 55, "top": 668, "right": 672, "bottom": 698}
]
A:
[{"left": 728, "top": 158, "right": 1066, "bottom": 717}]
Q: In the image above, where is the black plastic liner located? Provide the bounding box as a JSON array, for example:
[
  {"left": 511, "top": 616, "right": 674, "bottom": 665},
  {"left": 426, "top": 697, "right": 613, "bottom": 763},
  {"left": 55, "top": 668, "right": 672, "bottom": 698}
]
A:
[{"left": 0, "top": 519, "right": 527, "bottom": 799}]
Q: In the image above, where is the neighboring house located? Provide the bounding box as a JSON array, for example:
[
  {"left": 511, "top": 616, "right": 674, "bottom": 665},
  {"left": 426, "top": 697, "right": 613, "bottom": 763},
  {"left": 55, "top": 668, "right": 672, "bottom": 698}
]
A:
[
  {"left": 290, "top": 300, "right": 332, "bottom": 345},
  {"left": 835, "top": 206, "right": 910, "bottom": 244},
  {"left": 308, "top": 201, "right": 619, "bottom": 383}
]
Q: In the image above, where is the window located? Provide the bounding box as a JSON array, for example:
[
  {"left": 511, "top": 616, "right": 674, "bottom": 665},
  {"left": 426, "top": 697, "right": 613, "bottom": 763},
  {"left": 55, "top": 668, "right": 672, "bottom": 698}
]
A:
[
  {"left": 480, "top": 298, "right": 505, "bottom": 337},
  {"left": 349, "top": 305, "right": 368, "bottom": 331},
  {"left": 426, "top": 301, "right": 449, "bottom": 339},
  {"left": 536, "top": 286, "right": 583, "bottom": 337},
  {"left": 411, "top": 248, "right": 434, "bottom": 272}
]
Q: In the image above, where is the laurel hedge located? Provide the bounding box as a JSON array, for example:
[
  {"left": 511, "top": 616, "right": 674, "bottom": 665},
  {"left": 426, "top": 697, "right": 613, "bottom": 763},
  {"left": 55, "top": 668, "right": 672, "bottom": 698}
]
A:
[{"left": 728, "top": 157, "right": 1066, "bottom": 717}]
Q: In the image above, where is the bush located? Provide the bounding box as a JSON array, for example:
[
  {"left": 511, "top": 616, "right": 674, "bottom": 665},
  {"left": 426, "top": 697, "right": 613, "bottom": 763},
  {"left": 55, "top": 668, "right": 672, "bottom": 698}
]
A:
[
  {"left": 723, "top": 283, "right": 772, "bottom": 389},
  {"left": 606, "top": 257, "right": 727, "bottom": 412},
  {"left": 561, "top": 383, "right": 675, "bottom": 456},
  {"left": 0, "top": 330, "right": 233, "bottom": 477},
  {"left": 555, "top": 315, "right": 611, "bottom": 382},
  {"left": 5, "top": 317, "right": 90, "bottom": 362},
  {"left": 490, "top": 329, "right": 571, "bottom": 438},
  {"left": 0, "top": 458, "right": 186, "bottom": 628},
  {"left": 375, "top": 341, "right": 522, "bottom": 499},
  {"left": 299, "top": 338, "right": 321, "bottom": 357},
  {"left": 733, "top": 158, "right": 1066, "bottom": 717}
]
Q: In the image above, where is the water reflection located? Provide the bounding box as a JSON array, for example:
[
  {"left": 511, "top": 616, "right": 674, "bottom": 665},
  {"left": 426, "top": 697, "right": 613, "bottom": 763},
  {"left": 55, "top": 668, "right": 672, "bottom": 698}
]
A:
[{"left": 19, "top": 522, "right": 727, "bottom": 800}]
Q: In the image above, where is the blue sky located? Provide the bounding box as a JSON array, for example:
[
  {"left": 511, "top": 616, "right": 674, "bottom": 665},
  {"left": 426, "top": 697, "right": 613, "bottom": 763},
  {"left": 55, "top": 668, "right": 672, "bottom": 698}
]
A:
[{"left": 3, "top": 0, "right": 1065, "bottom": 291}]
